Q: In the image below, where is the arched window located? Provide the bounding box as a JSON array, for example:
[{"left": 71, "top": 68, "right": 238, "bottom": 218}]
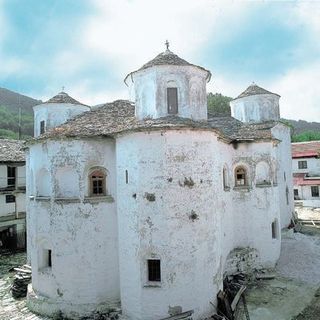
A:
[
  {"left": 89, "top": 169, "right": 107, "bottom": 196},
  {"left": 235, "top": 166, "right": 248, "bottom": 187}
]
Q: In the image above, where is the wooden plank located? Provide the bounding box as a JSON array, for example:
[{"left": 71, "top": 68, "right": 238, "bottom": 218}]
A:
[
  {"left": 255, "top": 273, "right": 275, "bottom": 280},
  {"left": 231, "top": 285, "right": 246, "bottom": 311},
  {"left": 13, "top": 267, "right": 32, "bottom": 274}
]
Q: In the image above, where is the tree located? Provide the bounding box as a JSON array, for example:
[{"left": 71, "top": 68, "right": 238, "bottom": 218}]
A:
[
  {"left": 207, "top": 93, "right": 232, "bottom": 116},
  {"left": 292, "top": 131, "right": 320, "bottom": 142}
]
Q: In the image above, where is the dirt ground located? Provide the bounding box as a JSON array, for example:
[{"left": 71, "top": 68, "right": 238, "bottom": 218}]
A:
[{"left": 237, "top": 207, "right": 320, "bottom": 320}]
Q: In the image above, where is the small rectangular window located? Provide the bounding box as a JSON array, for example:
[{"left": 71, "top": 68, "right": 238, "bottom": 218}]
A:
[
  {"left": 271, "top": 220, "right": 278, "bottom": 239},
  {"left": 48, "top": 250, "right": 52, "bottom": 267},
  {"left": 294, "top": 189, "right": 299, "bottom": 200},
  {"left": 148, "top": 259, "right": 161, "bottom": 282},
  {"left": 125, "top": 170, "right": 129, "bottom": 184},
  {"left": 298, "top": 161, "right": 307, "bottom": 169},
  {"left": 167, "top": 88, "right": 178, "bottom": 114},
  {"left": 40, "top": 120, "right": 45, "bottom": 134},
  {"left": 6, "top": 195, "right": 15, "bottom": 203},
  {"left": 311, "top": 186, "right": 319, "bottom": 197},
  {"left": 7, "top": 166, "right": 16, "bottom": 187}
]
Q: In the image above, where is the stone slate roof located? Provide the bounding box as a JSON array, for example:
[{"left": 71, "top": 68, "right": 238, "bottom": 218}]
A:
[
  {"left": 43, "top": 92, "right": 88, "bottom": 106},
  {"left": 234, "top": 83, "right": 280, "bottom": 100},
  {"left": 139, "top": 49, "right": 192, "bottom": 70},
  {"left": 0, "top": 139, "right": 25, "bottom": 163},
  {"left": 125, "top": 49, "right": 211, "bottom": 83},
  {"left": 30, "top": 100, "right": 277, "bottom": 144}
]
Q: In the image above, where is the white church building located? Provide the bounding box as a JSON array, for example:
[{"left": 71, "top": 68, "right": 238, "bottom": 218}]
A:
[{"left": 26, "top": 46, "right": 294, "bottom": 319}]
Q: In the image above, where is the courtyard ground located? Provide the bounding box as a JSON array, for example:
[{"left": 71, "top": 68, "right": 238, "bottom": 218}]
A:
[{"left": 237, "top": 206, "right": 320, "bottom": 320}]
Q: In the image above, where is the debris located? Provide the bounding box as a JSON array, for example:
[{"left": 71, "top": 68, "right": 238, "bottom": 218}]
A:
[
  {"left": 231, "top": 285, "right": 246, "bottom": 311},
  {"left": 213, "top": 273, "right": 250, "bottom": 320},
  {"left": 160, "top": 310, "right": 194, "bottom": 320}
]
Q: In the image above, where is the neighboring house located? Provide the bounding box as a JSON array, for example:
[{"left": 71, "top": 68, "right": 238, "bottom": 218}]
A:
[
  {"left": 26, "top": 46, "right": 294, "bottom": 320},
  {"left": 0, "top": 139, "right": 26, "bottom": 251},
  {"left": 292, "top": 141, "right": 320, "bottom": 207}
]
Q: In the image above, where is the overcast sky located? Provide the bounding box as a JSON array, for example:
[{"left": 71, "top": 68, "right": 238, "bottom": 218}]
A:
[{"left": 0, "top": 0, "right": 319, "bottom": 121}]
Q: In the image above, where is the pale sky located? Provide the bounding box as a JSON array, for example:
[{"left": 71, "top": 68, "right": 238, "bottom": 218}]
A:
[{"left": 0, "top": 0, "right": 319, "bottom": 121}]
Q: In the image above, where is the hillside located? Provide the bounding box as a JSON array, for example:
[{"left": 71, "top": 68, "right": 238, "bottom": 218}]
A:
[
  {"left": 285, "top": 119, "right": 320, "bottom": 135},
  {"left": 0, "top": 87, "right": 41, "bottom": 139}
]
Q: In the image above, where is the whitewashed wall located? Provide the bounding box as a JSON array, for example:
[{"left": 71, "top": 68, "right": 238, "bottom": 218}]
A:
[
  {"left": 33, "top": 103, "right": 90, "bottom": 137},
  {"left": 0, "top": 164, "right": 26, "bottom": 216},
  {"left": 26, "top": 127, "right": 290, "bottom": 319},
  {"left": 27, "top": 139, "right": 120, "bottom": 318},
  {"left": 116, "top": 129, "right": 282, "bottom": 320},
  {"left": 301, "top": 185, "right": 320, "bottom": 199},
  {"left": 128, "top": 65, "right": 208, "bottom": 121},
  {"left": 272, "top": 124, "right": 294, "bottom": 227},
  {"left": 292, "top": 157, "right": 320, "bottom": 175},
  {"left": 230, "top": 94, "right": 280, "bottom": 123}
]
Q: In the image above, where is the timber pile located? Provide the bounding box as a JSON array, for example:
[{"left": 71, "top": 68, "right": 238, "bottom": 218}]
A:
[
  {"left": 11, "top": 264, "right": 32, "bottom": 299},
  {"left": 213, "top": 273, "right": 249, "bottom": 320}
]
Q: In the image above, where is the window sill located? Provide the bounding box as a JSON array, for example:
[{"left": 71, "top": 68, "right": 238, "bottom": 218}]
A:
[
  {"left": 84, "top": 195, "right": 114, "bottom": 203},
  {"left": 143, "top": 282, "right": 162, "bottom": 288},
  {"left": 233, "top": 186, "right": 251, "bottom": 192},
  {"left": 54, "top": 197, "right": 81, "bottom": 203},
  {"left": 34, "top": 196, "right": 51, "bottom": 202},
  {"left": 256, "top": 183, "right": 272, "bottom": 188}
]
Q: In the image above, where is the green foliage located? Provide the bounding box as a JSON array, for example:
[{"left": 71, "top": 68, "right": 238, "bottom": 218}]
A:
[
  {"left": 292, "top": 131, "right": 320, "bottom": 142},
  {"left": 207, "top": 93, "right": 232, "bottom": 116},
  {"left": 0, "top": 128, "right": 18, "bottom": 139},
  {"left": 0, "top": 105, "right": 33, "bottom": 139}
]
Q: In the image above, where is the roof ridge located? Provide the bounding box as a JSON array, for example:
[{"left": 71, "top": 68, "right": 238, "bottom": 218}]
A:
[
  {"left": 44, "top": 91, "right": 89, "bottom": 107},
  {"left": 234, "top": 84, "right": 280, "bottom": 100}
]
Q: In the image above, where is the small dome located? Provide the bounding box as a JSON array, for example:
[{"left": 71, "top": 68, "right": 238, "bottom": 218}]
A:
[
  {"left": 234, "top": 83, "right": 280, "bottom": 100},
  {"left": 138, "top": 49, "right": 192, "bottom": 71},
  {"left": 44, "top": 91, "right": 88, "bottom": 106},
  {"left": 125, "top": 48, "right": 211, "bottom": 84}
]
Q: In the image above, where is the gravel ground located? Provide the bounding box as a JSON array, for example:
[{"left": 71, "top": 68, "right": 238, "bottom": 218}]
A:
[{"left": 276, "top": 231, "right": 320, "bottom": 285}]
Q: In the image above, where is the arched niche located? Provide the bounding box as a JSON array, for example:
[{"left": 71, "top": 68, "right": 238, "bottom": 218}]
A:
[
  {"left": 255, "top": 161, "right": 271, "bottom": 185},
  {"left": 55, "top": 166, "right": 79, "bottom": 198},
  {"left": 37, "top": 168, "right": 51, "bottom": 197}
]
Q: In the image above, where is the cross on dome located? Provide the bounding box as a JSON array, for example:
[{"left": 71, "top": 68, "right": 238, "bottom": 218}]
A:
[{"left": 165, "top": 40, "right": 169, "bottom": 50}]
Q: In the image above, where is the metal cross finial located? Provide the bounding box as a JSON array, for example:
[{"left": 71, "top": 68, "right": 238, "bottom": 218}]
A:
[
  {"left": 165, "top": 40, "right": 169, "bottom": 50},
  {"left": 62, "top": 86, "right": 65, "bottom": 92}
]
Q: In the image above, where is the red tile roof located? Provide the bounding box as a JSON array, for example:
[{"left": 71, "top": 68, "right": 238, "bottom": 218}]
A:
[{"left": 292, "top": 141, "right": 320, "bottom": 158}]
